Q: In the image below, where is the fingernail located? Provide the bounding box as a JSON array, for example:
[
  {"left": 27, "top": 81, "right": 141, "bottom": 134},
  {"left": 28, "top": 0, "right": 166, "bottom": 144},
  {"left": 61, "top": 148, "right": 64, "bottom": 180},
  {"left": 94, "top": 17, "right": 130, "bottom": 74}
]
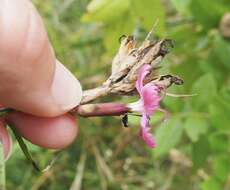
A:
[{"left": 51, "top": 61, "right": 82, "bottom": 113}]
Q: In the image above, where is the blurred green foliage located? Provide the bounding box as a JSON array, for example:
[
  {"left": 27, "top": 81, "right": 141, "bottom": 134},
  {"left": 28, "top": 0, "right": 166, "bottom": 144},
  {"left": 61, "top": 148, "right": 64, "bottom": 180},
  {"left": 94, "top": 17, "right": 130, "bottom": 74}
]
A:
[{"left": 5, "top": 0, "right": 230, "bottom": 189}]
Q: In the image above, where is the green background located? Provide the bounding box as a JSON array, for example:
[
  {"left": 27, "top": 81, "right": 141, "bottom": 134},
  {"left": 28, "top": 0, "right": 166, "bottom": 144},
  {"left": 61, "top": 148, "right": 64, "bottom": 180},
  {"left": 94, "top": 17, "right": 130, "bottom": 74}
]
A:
[{"left": 5, "top": 0, "right": 230, "bottom": 189}]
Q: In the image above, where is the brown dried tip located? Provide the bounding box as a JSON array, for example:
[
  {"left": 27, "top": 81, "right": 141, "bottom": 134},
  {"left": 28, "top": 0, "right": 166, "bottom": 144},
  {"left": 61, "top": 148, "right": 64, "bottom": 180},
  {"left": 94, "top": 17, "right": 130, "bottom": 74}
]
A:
[{"left": 160, "top": 75, "right": 184, "bottom": 86}]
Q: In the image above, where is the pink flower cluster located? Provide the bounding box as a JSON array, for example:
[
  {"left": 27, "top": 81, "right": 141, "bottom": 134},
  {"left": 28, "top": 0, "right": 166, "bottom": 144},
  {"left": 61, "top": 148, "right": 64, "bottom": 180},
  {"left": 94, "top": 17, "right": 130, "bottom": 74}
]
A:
[{"left": 128, "top": 64, "right": 161, "bottom": 148}]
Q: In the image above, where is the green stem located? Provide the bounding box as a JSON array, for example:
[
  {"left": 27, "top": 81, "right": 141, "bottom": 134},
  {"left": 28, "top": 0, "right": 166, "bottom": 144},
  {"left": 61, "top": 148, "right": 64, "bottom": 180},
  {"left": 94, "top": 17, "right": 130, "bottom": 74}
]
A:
[
  {"left": 0, "top": 108, "right": 13, "bottom": 117},
  {"left": 0, "top": 141, "right": 6, "bottom": 190},
  {"left": 8, "top": 124, "right": 41, "bottom": 172}
]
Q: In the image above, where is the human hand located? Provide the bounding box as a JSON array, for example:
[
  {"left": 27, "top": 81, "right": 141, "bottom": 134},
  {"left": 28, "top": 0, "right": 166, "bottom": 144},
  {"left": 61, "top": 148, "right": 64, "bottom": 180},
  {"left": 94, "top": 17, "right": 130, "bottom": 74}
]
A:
[{"left": 0, "top": 0, "right": 82, "bottom": 158}]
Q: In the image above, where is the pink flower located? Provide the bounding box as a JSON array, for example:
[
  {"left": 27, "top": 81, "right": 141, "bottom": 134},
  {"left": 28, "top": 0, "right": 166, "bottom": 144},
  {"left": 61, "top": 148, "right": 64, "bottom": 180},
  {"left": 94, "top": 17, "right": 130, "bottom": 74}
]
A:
[{"left": 128, "top": 64, "right": 161, "bottom": 148}]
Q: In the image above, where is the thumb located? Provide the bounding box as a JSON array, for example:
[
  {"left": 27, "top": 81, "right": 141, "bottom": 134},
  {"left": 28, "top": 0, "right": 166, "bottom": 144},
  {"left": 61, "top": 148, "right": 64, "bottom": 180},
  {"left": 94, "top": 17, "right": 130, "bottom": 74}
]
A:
[{"left": 0, "top": 0, "right": 82, "bottom": 117}]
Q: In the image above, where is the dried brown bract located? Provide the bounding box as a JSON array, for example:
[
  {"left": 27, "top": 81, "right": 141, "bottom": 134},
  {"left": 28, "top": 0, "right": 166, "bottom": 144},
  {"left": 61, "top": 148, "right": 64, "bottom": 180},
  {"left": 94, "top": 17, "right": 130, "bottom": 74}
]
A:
[{"left": 78, "top": 34, "right": 182, "bottom": 106}]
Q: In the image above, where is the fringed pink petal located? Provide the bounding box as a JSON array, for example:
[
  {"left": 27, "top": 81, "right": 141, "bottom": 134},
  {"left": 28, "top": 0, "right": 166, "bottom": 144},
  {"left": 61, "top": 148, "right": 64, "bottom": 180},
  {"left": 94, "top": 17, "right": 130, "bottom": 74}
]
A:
[
  {"left": 141, "top": 83, "right": 161, "bottom": 115},
  {"left": 139, "top": 127, "right": 156, "bottom": 148},
  {"left": 135, "top": 64, "right": 151, "bottom": 94},
  {"left": 134, "top": 64, "right": 161, "bottom": 148},
  {"left": 140, "top": 114, "right": 148, "bottom": 128},
  {"left": 140, "top": 115, "right": 156, "bottom": 148}
]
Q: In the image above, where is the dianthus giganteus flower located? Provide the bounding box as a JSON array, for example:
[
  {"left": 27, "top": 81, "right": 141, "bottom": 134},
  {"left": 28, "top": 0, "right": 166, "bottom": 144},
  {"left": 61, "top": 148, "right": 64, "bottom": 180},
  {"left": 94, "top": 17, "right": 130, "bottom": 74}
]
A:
[{"left": 128, "top": 64, "right": 162, "bottom": 148}]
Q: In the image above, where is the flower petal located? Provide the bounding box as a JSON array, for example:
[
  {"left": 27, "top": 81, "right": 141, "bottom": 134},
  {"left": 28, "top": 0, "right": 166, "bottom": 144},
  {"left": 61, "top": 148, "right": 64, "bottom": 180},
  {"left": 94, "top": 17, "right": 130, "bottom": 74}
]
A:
[
  {"left": 128, "top": 99, "right": 143, "bottom": 113},
  {"left": 140, "top": 127, "right": 156, "bottom": 148},
  {"left": 140, "top": 114, "right": 149, "bottom": 128},
  {"left": 140, "top": 114, "right": 156, "bottom": 148},
  {"left": 141, "top": 83, "right": 161, "bottom": 115},
  {"left": 135, "top": 64, "right": 151, "bottom": 94},
  {"left": 134, "top": 64, "right": 161, "bottom": 148}
]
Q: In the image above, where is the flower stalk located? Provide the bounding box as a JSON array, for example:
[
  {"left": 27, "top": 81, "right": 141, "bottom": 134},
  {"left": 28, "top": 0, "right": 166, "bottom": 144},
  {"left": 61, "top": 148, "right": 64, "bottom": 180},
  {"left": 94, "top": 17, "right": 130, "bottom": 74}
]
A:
[
  {"left": 75, "top": 103, "right": 130, "bottom": 117},
  {"left": 0, "top": 103, "right": 130, "bottom": 118}
]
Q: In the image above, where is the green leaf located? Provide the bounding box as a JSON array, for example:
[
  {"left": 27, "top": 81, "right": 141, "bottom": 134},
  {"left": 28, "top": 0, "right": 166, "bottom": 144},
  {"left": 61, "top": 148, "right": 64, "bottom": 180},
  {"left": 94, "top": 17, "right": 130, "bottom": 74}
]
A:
[
  {"left": 168, "top": 25, "right": 200, "bottom": 54},
  {"left": 128, "top": 115, "right": 140, "bottom": 125},
  {"left": 209, "top": 104, "right": 229, "bottom": 131},
  {"left": 132, "top": 0, "right": 165, "bottom": 34},
  {"left": 154, "top": 117, "right": 183, "bottom": 157},
  {"left": 212, "top": 34, "right": 230, "bottom": 70},
  {"left": 81, "top": 0, "right": 166, "bottom": 53},
  {"left": 220, "top": 87, "right": 230, "bottom": 105},
  {"left": 81, "top": 0, "right": 130, "bottom": 23},
  {"left": 103, "top": 13, "right": 135, "bottom": 53},
  {"left": 184, "top": 117, "right": 209, "bottom": 142},
  {"left": 192, "top": 136, "right": 210, "bottom": 169},
  {"left": 201, "top": 177, "right": 223, "bottom": 190},
  {"left": 191, "top": 74, "right": 217, "bottom": 111},
  {"left": 189, "top": 0, "right": 228, "bottom": 29},
  {"left": 162, "top": 84, "right": 185, "bottom": 112},
  {"left": 171, "top": 0, "right": 191, "bottom": 15},
  {"left": 9, "top": 124, "right": 41, "bottom": 172},
  {"left": 213, "top": 155, "right": 230, "bottom": 182},
  {"left": 129, "top": 112, "right": 164, "bottom": 126},
  {"left": 209, "top": 91, "right": 230, "bottom": 131},
  {"left": 208, "top": 132, "right": 229, "bottom": 153}
]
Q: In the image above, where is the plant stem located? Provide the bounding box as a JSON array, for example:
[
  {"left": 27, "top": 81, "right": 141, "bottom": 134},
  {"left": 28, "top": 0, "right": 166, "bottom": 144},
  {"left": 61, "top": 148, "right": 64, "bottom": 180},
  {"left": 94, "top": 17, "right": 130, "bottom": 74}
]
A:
[
  {"left": 8, "top": 124, "right": 40, "bottom": 172},
  {"left": 0, "top": 141, "right": 5, "bottom": 190},
  {"left": 0, "top": 108, "right": 13, "bottom": 117},
  {"left": 74, "top": 103, "right": 130, "bottom": 117},
  {"left": 0, "top": 103, "right": 130, "bottom": 118}
]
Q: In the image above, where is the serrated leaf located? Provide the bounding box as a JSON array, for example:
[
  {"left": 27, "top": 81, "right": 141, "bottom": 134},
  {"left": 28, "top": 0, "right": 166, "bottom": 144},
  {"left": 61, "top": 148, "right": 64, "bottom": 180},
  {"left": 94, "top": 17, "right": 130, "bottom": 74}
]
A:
[
  {"left": 154, "top": 117, "right": 183, "bottom": 157},
  {"left": 184, "top": 117, "right": 209, "bottom": 142}
]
